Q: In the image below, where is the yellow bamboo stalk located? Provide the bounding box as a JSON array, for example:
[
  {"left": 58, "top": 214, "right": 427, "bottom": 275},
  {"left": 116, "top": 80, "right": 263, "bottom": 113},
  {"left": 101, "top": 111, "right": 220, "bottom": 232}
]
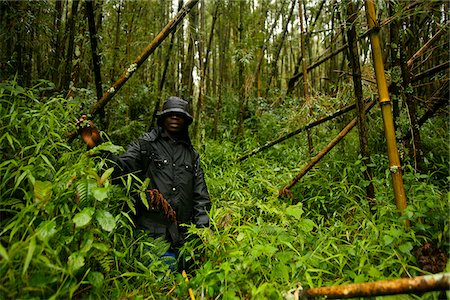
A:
[
  {"left": 182, "top": 270, "right": 196, "bottom": 300},
  {"left": 365, "top": 0, "right": 407, "bottom": 213}
]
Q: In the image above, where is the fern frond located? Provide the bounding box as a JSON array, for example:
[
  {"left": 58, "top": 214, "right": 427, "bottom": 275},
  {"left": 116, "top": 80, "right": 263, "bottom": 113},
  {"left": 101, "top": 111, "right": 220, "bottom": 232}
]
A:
[
  {"left": 76, "top": 178, "right": 89, "bottom": 207},
  {"left": 93, "top": 250, "right": 113, "bottom": 273}
]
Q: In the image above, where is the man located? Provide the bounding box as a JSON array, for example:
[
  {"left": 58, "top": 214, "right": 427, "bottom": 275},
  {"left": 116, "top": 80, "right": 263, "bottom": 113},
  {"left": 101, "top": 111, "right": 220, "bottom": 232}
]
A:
[{"left": 77, "top": 96, "right": 211, "bottom": 267}]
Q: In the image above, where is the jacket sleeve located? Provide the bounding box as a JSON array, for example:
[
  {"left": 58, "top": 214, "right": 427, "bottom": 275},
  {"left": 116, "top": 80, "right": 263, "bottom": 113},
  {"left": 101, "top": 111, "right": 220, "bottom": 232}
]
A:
[
  {"left": 192, "top": 155, "right": 211, "bottom": 228},
  {"left": 107, "top": 139, "right": 145, "bottom": 179}
]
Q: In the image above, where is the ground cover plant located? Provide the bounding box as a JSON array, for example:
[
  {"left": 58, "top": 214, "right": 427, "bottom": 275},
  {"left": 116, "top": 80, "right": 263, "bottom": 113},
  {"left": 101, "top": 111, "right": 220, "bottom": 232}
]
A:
[{"left": 1, "top": 81, "right": 448, "bottom": 299}]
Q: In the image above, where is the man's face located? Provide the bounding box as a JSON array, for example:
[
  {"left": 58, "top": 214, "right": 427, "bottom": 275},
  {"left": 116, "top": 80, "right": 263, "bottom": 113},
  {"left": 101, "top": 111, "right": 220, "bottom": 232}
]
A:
[{"left": 162, "top": 113, "right": 186, "bottom": 134}]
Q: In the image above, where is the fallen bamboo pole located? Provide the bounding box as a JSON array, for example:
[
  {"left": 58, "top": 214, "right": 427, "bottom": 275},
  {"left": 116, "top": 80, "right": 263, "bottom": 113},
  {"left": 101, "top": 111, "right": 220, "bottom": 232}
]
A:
[
  {"left": 279, "top": 100, "right": 375, "bottom": 197},
  {"left": 67, "top": 0, "right": 199, "bottom": 141},
  {"left": 297, "top": 273, "right": 450, "bottom": 299},
  {"left": 238, "top": 102, "right": 360, "bottom": 162}
]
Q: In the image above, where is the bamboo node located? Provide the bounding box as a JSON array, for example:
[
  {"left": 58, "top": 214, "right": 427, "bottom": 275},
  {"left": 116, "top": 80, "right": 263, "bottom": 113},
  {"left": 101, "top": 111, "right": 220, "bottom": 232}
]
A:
[
  {"left": 390, "top": 165, "right": 400, "bottom": 173},
  {"left": 126, "top": 63, "right": 137, "bottom": 78},
  {"left": 380, "top": 97, "right": 390, "bottom": 103}
]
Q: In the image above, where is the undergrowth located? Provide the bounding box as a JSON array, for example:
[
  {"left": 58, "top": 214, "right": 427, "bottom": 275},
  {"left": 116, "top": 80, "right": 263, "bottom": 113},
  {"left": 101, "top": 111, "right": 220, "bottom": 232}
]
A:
[{"left": 0, "top": 81, "right": 448, "bottom": 299}]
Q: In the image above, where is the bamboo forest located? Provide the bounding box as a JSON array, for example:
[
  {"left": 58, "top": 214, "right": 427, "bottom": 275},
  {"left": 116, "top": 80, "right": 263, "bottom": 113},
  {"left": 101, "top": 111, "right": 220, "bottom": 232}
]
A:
[{"left": 0, "top": 0, "right": 449, "bottom": 299}]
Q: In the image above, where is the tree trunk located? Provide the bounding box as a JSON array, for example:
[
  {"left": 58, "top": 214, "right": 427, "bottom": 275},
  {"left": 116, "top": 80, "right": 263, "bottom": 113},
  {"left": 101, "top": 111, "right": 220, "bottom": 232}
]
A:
[
  {"left": 181, "top": 6, "right": 197, "bottom": 101},
  {"left": 254, "top": 0, "right": 285, "bottom": 98},
  {"left": 193, "top": 0, "right": 206, "bottom": 145},
  {"left": 213, "top": 4, "right": 228, "bottom": 139},
  {"left": 64, "top": 0, "right": 80, "bottom": 92},
  {"left": 86, "top": 0, "right": 103, "bottom": 101},
  {"left": 346, "top": 0, "right": 375, "bottom": 208},
  {"left": 204, "top": 1, "right": 218, "bottom": 96},
  {"left": 299, "top": 0, "right": 313, "bottom": 156},
  {"left": 111, "top": 0, "right": 122, "bottom": 83},
  {"left": 388, "top": 1, "right": 402, "bottom": 126},
  {"left": 401, "top": 36, "right": 423, "bottom": 171},
  {"left": 266, "top": 0, "right": 296, "bottom": 95}
]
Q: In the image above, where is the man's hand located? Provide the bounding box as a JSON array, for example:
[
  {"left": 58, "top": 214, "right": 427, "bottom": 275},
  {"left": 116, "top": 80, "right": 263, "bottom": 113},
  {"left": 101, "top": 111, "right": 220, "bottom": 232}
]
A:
[{"left": 76, "top": 115, "right": 103, "bottom": 149}]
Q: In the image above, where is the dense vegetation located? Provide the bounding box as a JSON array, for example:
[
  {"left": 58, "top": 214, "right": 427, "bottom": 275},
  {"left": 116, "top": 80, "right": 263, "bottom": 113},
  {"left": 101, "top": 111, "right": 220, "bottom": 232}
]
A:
[
  {"left": 1, "top": 78, "right": 448, "bottom": 299},
  {"left": 0, "top": 0, "right": 448, "bottom": 299}
]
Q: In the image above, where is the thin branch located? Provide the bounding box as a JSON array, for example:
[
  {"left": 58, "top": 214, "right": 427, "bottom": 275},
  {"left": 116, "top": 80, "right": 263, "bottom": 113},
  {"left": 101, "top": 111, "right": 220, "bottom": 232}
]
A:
[{"left": 238, "top": 101, "right": 363, "bottom": 162}]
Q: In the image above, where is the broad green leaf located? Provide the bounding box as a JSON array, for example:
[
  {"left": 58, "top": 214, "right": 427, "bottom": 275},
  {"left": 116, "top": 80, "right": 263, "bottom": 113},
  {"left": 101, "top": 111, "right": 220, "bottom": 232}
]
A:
[
  {"left": 92, "top": 186, "right": 109, "bottom": 202},
  {"left": 23, "top": 236, "right": 36, "bottom": 277},
  {"left": 368, "top": 266, "right": 382, "bottom": 278},
  {"left": 73, "top": 207, "right": 95, "bottom": 228},
  {"left": 34, "top": 180, "right": 53, "bottom": 203},
  {"left": 36, "top": 220, "right": 58, "bottom": 242},
  {"left": 236, "top": 232, "right": 245, "bottom": 242},
  {"left": 383, "top": 235, "right": 394, "bottom": 246},
  {"left": 93, "top": 242, "right": 109, "bottom": 252},
  {"left": 68, "top": 252, "right": 85, "bottom": 273},
  {"left": 398, "top": 242, "right": 413, "bottom": 254},
  {"left": 80, "top": 232, "right": 94, "bottom": 253},
  {"left": 286, "top": 204, "right": 303, "bottom": 220},
  {"left": 298, "top": 219, "right": 315, "bottom": 232},
  {"left": 88, "top": 271, "right": 104, "bottom": 289},
  {"left": 96, "top": 210, "right": 116, "bottom": 232}
]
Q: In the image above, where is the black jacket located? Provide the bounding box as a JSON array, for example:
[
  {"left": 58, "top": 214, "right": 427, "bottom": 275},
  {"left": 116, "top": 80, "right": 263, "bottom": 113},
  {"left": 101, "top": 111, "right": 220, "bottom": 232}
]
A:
[{"left": 109, "top": 126, "right": 211, "bottom": 241}]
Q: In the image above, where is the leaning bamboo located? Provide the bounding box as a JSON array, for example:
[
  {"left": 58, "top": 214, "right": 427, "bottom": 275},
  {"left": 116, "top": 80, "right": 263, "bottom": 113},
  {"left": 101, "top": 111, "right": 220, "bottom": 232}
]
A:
[
  {"left": 286, "top": 2, "right": 421, "bottom": 95},
  {"left": 411, "top": 61, "right": 449, "bottom": 83},
  {"left": 238, "top": 102, "right": 360, "bottom": 162},
  {"left": 407, "top": 24, "right": 448, "bottom": 68},
  {"left": 279, "top": 100, "right": 375, "bottom": 197},
  {"left": 298, "top": 273, "right": 450, "bottom": 299},
  {"left": 365, "top": 0, "right": 407, "bottom": 212},
  {"left": 67, "top": 0, "right": 199, "bottom": 141}
]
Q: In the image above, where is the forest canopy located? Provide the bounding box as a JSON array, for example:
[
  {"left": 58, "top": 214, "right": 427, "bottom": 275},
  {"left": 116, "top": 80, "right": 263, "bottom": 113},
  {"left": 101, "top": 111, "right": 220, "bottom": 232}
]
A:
[{"left": 0, "top": 0, "right": 449, "bottom": 299}]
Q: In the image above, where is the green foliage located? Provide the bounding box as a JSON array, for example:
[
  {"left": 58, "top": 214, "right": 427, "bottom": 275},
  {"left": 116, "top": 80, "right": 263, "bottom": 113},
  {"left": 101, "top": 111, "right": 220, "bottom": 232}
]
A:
[
  {"left": 1, "top": 82, "right": 448, "bottom": 299},
  {"left": 0, "top": 81, "right": 175, "bottom": 299}
]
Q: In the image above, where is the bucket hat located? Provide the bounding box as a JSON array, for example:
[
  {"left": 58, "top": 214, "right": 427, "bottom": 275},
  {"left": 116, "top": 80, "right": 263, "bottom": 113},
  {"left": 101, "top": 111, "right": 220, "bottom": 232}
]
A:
[{"left": 156, "top": 96, "right": 193, "bottom": 125}]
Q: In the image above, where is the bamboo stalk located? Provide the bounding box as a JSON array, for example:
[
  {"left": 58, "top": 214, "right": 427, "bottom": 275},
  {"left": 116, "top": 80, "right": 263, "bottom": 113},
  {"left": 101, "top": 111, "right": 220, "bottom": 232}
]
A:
[
  {"left": 238, "top": 102, "right": 360, "bottom": 162},
  {"left": 299, "top": 0, "right": 314, "bottom": 156},
  {"left": 365, "top": 0, "right": 407, "bottom": 213},
  {"left": 286, "top": 1, "right": 422, "bottom": 95},
  {"left": 298, "top": 273, "right": 450, "bottom": 299},
  {"left": 346, "top": 0, "right": 375, "bottom": 205},
  {"left": 182, "top": 270, "right": 196, "bottom": 300},
  {"left": 67, "top": 0, "right": 199, "bottom": 141},
  {"left": 279, "top": 100, "right": 375, "bottom": 197},
  {"left": 403, "top": 80, "right": 449, "bottom": 142},
  {"left": 411, "top": 61, "right": 449, "bottom": 83}
]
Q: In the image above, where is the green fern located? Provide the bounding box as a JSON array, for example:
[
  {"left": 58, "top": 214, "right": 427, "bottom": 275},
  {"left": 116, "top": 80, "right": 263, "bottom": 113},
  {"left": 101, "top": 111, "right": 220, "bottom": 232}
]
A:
[
  {"left": 93, "top": 250, "right": 113, "bottom": 274},
  {"left": 76, "top": 178, "right": 89, "bottom": 207}
]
